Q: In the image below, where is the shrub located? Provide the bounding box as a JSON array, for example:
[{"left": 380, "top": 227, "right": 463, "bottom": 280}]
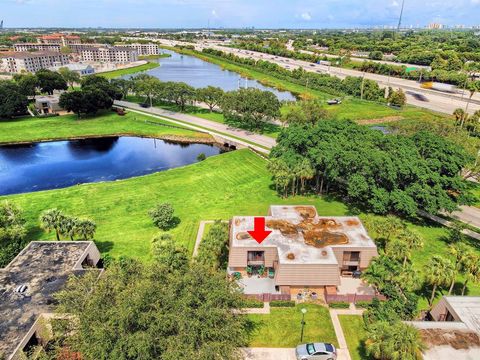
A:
[
  {"left": 270, "top": 300, "right": 296, "bottom": 307},
  {"left": 328, "top": 301, "right": 350, "bottom": 309},
  {"left": 197, "top": 153, "right": 206, "bottom": 161},
  {"left": 355, "top": 301, "right": 372, "bottom": 309},
  {"left": 242, "top": 298, "right": 264, "bottom": 308},
  {"left": 148, "top": 203, "right": 175, "bottom": 230}
]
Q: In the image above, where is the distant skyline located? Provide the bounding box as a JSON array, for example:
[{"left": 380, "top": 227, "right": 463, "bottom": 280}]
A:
[{"left": 2, "top": 0, "right": 480, "bottom": 29}]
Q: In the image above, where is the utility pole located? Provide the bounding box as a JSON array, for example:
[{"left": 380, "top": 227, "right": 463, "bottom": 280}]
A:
[
  {"left": 397, "top": 0, "right": 405, "bottom": 32},
  {"left": 300, "top": 308, "right": 307, "bottom": 343}
]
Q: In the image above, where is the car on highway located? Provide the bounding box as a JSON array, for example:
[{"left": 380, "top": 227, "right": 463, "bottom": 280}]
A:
[{"left": 296, "top": 343, "right": 337, "bottom": 360}]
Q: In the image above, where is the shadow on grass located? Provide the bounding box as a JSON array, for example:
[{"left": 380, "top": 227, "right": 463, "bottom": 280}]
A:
[{"left": 95, "top": 240, "right": 114, "bottom": 253}]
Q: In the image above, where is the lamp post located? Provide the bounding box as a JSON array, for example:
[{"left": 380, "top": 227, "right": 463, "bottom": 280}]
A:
[{"left": 300, "top": 308, "right": 307, "bottom": 342}]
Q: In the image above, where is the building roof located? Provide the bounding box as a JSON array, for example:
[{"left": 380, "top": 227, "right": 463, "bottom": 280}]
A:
[
  {"left": 444, "top": 296, "right": 480, "bottom": 333},
  {"left": 39, "top": 33, "right": 80, "bottom": 40},
  {"left": 0, "top": 241, "right": 98, "bottom": 358},
  {"left": 0, "top": 51, "right": 66, "bottom": 59},
  {"left": 231, "top": 205, "right": 376, "bottom": 265}
]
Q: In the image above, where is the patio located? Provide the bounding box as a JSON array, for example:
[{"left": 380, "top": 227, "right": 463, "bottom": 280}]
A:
[
  {"left": 337, "top": 277, "right": 376, "bottom": 295},
  {"left": 238, "top": 276, "right": 280, "bottom": 295}
]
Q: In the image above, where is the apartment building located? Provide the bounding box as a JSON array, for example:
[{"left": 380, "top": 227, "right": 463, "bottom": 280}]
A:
[
  {"left": 228, "top": 205, "right": 378, "bottom": 296},
  {"left": 80, "top": 46, "right": 138, "bottom": 63},
  {"left": 37, "top": 33, "right": 81, "bottom": 46},
  {"left": 0, "top": 241, "right": 102, "bottom": 360},
  {"left": 120, "top": 43, "right": 160, "bottom": 56},
  {"left": 13, "top": 43, "right": 61, "bottom": 52},
  {"left": 0, "top": 51, "right": 69, "bottom": 73}
]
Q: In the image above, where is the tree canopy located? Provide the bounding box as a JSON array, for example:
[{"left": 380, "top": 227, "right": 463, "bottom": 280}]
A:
[
  {"left": 270, "top": 120, "right": 473, "bottom": 216},
  {"left": 54, "top": 259, "right": 247, "bottom": 360},
  {"left": 0, "top": 81, "right": 28, "bottom": 119},
  {"left": 220, "top": 88, "right": 281, "bottom": 131}
]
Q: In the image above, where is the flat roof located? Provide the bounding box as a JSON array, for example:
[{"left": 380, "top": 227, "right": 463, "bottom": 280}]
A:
[
  {"left": 0, "top": 51, "right": 66, "bottom": 59},
  {"left": 0, "top": 241, "right": 95, "bottom": 358},
  {"left": 231, "top": 205, "right": 376, "bottom": 265},
  {"left": 444, "top": 296, "right": 480, "bottom": 333}
]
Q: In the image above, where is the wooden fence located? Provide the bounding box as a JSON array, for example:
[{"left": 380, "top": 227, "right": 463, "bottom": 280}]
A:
[
  {"left": 325, "top": 293, "right": 386, "bottom": 304},
  {"left": 243, "top": 293, "right": 291, "bottom": 302}
]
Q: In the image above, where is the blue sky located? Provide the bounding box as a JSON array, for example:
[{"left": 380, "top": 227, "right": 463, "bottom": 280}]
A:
[{"left": 2, "top": 0, "right": 480, "bottom": 28}]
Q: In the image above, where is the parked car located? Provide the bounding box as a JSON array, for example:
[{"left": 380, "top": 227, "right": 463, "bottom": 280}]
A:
[
  {"left": 296, "top": 343, "right": 337, "bottom": 360},
  {"left": 327, "top": 99, "right": 342, "bottom": 105}
]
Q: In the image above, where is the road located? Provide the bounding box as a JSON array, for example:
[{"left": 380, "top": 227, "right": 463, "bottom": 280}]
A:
[
  {"left": 450, "top": 206, "right": 480, "bottom": 229},
  {"left": 158, "top": 39, "right": 480, "bottom": 116}
]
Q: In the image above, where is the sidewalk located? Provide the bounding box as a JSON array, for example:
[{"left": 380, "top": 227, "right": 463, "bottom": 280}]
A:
[
  {"left": 329, "top": 306, "right": 365, "bottom": 360},
  {"left": 115, "top": 100, "right": 276, "bottom": 151}
]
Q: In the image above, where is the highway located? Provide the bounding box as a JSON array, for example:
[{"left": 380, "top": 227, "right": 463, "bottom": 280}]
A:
[{"left": 158, "top": 39, "right": 480, "bottom": 116}]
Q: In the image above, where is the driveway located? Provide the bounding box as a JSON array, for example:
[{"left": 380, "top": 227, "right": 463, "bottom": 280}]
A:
[{"left": 241, "top": 348, "right": 296, "bottom": 360}]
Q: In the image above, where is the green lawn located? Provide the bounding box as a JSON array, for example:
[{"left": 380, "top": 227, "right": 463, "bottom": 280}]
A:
[
  {"left": 338, "top": 315, "right": 370, "bottom": 360},
  {"left": 1, "top": 145, "right": 478, "bottom": 307},
  {"left": 0, "top": 150, "right": 347, "bottom": 260},
  {"left": 99, "top": 61, "right": 160, "bottom": 79},
  {"left": 472, "top": 182, "right": 480, "bottom": 208},
  {"left": 247, "top": 304, "right": 338, "bottom": 348},
  {"left": 138, "top": 53, "right": 171, "bottom": 60},
  {"left": 0, "top": 111, "right": 211, "bottom": 144}
]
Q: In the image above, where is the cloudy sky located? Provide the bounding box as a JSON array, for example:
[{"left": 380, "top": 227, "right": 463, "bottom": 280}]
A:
[{"left": 2, "top": 0, "right": 480, "bottom": 28}]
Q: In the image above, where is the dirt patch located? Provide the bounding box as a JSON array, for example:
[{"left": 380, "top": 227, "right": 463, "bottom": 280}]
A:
[
  {"left": 420, "top": 329, "right": 480, "bottom": 350},
  {"left": 294, "top": 206, "right": 317, "bottom": 219},
  {"left": 356, "top": 116, "right": 403, "bottom": 125},
  {"left": 236, "top": 232, "right": 251, "bottom": 240},
  {"left": 265, "top": 217, "right": 349, "bottom": 247}
]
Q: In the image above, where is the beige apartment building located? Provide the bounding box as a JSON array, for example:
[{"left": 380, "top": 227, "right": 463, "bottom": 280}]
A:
[
  {"left": 120, "top": 43, "right": 160, "bottom": 56},
  {"left": 80, "top": 46, "right": 138, "bottom": 63},
  {"left": 13, "top": 43, "right": 61, "bottom": 52},
  {"left": 228, "top": 205, "right": 378, "bottom": 296},
  {"left": 0, "top": 51, "right": 69, "bottom": 73},
  {"left": 37, "top": 33, "right": 81, "bottom": 46}
]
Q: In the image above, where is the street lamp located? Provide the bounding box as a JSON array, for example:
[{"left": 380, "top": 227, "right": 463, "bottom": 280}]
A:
[{"left": 300, "top": 308, "right": 307, "bottom": 343}]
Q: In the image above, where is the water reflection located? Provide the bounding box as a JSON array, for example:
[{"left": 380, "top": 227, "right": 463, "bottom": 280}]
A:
[
  {"left": 0, "top": 136, "right": 224, "bottom": 195},
  {"left": 126, "top": 50, "right": 296, "bottom": 101}
]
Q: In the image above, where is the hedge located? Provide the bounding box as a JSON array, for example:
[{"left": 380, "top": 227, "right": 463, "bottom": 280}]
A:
[
  {"left": 328, "top": 301, "right": 350, "bottom": 309},
  {"left": 355, "top": 301, "right": 372, "bottom": 309},
  {"left": 270, "top": 300, "right": 296, "bottom": 307},
  {"left": 242, "top": 299, "right": 264, "bottom": 308}
]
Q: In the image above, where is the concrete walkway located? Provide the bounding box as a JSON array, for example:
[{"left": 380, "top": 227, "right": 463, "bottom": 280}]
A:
[
  {"left": 329, "top": 307, "right": 365, "bottom": 360},
  {"left": 115, "top": 100, "right": 276, "bottom": 151},
  {"left": 420, "top": 211, "right": 480, "bottom": 241}
]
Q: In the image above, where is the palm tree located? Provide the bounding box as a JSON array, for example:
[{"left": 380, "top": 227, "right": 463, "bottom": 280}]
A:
[
  {"left": 460, "top": 252, "right": 480, "bottom": 295},
  {"left": 60, "top": 216, "right": 78, "bottom": 241},
  {"left": 425, "top": 255, "right": 455, "bottom": 307},
  {"left": 39, "top": 208, "right": 65, "bottom": 241},
  {"left": 447, "top": 242, "right": 472, "bottom": 295},
  {"left": 453, "top": 108, "right": 467, "bottom": 126},
  {"left": 297, "top": 158, "right": 314, "bottom": 193},
  {"left": 75, "top": 219, "right": 97, "bottom": 240},
  {"left": 365, "top": 321, "right": 424, "bottom": 360},
  {"left": 399, "top": 229, "right": 423, "bottom": 267}
]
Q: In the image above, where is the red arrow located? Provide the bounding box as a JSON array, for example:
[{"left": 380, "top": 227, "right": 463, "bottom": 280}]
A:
[{"left": 248, "top": 217, "right": 272, "bottom": 244}]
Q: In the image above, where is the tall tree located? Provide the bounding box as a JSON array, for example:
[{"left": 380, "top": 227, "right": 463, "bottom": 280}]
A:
[
  {"left": 36, "top": 69, "right": 68, "bottom": 95},
  {"left": 425, "top": 255, "right": 455, "bottom": 306},
  {"left": 54, "top": 260, "right": 247, "bottom": 360},
  {"left": 39, "top": 209, "right": 65, "bottom": 241},
  {"left": 0, "top": 201, "right": 27, "bottom": 267},
  {"left": 195, "top": 86, "right": 224, "bottom": 112},
  {"left": 58, "top": 67, "right": 81, "bottom": 89},
  {"left": 0, "top": 81, "right": 28, "bottom": 119},
  {"left": 220, "top": 88, "right": 280, "bottom": 131}
]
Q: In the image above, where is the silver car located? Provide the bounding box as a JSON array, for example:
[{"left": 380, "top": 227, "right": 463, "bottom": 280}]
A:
[{"left": 295, "top": 343, "right": 337, "bottom": 360}]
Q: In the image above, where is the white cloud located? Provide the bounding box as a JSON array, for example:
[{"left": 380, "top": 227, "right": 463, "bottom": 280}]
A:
[
  {"left": 300, "top": 12, "right": 312, "bottom": 21},
  {"left": 211, "top": 9, "right": 218, "bottom": 18}
]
